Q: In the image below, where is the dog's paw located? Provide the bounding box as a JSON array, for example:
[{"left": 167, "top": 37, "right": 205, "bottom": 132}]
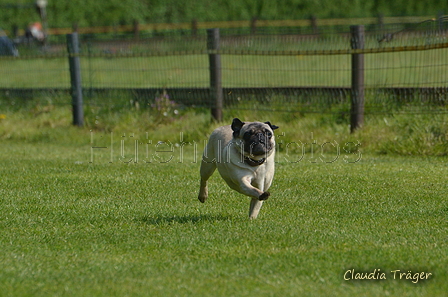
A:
[
  {"left": 198, "top": 195, "right": 207, "bottom": 203},
  {"left": 258, "top": 191, "right": 270, "bottom": 201},
  {"left": 198, "top": 187, "right": 208, "bottom": 203}
]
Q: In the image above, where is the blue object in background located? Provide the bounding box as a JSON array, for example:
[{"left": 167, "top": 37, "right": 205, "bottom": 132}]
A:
[{"left": 0, "top": 29, "right": 19, "bottom": 56}]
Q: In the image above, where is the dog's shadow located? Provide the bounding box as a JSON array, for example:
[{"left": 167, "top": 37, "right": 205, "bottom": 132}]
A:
[{"left": 139, "top": 214, "right": 231, "bottom": 225}]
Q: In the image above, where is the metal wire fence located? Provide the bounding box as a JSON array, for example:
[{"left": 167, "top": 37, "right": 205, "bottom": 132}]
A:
[{"left": 1, "top": 19, "right": 448, "bottom": 122}]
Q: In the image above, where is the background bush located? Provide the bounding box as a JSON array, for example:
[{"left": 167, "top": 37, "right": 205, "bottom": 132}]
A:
[{"left": 1, "top": 0, "right": 446, "bottom": 30}]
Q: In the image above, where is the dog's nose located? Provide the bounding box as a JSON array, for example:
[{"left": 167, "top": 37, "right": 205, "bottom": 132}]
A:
[{"left": 257, "top": 133, "right": 267, "bottom": 143}]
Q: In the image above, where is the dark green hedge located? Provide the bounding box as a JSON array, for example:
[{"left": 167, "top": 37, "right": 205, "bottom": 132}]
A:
[{"left": 0, "top": 0, "right": 446, "bottom": 30}]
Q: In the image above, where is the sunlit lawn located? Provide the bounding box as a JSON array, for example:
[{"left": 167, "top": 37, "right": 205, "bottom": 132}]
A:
[{"left": 0, "top": 137, "right": 447, "bottom": 296}]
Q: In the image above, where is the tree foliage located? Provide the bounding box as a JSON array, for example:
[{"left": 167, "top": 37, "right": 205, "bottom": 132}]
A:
[{"left": 0, "top": 0, "right": 446, "bottom": 30}]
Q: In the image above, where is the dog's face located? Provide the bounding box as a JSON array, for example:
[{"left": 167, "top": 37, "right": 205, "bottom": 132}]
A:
[{"left": 231, "top": 118, "right": 279, "bottom": 158}]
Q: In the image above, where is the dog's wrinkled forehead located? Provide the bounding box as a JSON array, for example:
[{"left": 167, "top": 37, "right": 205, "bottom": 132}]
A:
[
  {"left": 231, "top": 118, "right": 278, "bottom": 138},
  {"left": 240, "top": 123, "right": 270, "bottom": 134}
]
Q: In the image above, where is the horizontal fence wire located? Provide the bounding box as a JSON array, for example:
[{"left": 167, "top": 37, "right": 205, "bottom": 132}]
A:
[{"left": 1, "top": 19, "right": 448, "bottom": 117}]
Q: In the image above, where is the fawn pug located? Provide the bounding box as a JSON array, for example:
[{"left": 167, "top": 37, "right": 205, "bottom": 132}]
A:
[{"left": 198, "top": 118, "right": 279, "bottom": 219}]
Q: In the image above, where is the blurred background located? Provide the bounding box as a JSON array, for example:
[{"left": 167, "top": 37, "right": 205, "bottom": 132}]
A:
[{"left": 0, "top": 0, "right": 447, "bottom": 131}]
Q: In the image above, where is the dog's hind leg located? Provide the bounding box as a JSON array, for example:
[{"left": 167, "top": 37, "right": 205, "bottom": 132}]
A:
[{"left": 198, "top": 161, "right": 216, "bottom": 203}]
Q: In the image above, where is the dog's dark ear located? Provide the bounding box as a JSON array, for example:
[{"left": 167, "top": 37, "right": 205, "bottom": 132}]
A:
[
  {"left": 264, "top": 121, "right": 279, "bottom": 130},
  {"left": 231, "top": 118, "right": 245, "bottom": 137}
]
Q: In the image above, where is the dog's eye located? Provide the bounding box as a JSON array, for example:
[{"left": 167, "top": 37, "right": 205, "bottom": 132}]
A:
[
  {"left": 265, "top": 130, "right": 272, "bottom": 138},
  {"left": 243, "top": 131, "right": 252, "bottom": 139}
]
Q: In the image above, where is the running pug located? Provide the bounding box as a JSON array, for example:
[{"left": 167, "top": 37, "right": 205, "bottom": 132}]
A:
[{"left": 198, "top": 118, "right": 279, "bottom": 219}]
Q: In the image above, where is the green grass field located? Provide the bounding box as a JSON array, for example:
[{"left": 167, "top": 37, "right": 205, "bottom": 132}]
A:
[
  {"left": 1, "top": 34, "right": 447, "bottom": 295},
  {"left": 1, "top": 47, "right": 447, "bottom": 88},
  {"left": 1, "top": 119, "right": 447, "bottom": 296}
]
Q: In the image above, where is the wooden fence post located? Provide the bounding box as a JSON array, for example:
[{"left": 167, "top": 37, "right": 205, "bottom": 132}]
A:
[
  {"left": 133, "top": 20, "right": 140, "bottom": 40},
  {"left": 67, "top": 33, "right": 84, "bottom": 127},
  {"left": 12, "top": 25, "right": 18, "bottom": 38},
  {"left": 378, "top": 14, "right": 384, "bottom": 30},
  {"left": 310, "top": 15, "right": 318, "bottom": 34},
  {"left": 350, "top": 25, "right": 365, "bottom": 133},
  {"left": 192, "top": 19, "right": 198, "bottom": 36},
  {"left": 437, "top": 11, "right": 444, "bottom": 31},
  {"left": 72, "top": 22, "right": 78, "bottom": 33},
  {"left": 207, "top": 28, "right": 223, "bottom": 122},
  {"left": 251, "top": 17, "right": 257, "bottom": 35}
]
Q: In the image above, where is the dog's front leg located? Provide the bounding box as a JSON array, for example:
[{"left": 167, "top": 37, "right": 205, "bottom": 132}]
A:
[
  {"left": 237, "top": 176, "right": 270, "bottom": 219},
  {"left": 249, "top": 198, "right": 264, "bottom": 219}
]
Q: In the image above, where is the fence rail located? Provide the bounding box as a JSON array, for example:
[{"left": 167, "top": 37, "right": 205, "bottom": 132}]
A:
[{"left": 3, "top": 42, "right": 448, "bottom": 61}]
